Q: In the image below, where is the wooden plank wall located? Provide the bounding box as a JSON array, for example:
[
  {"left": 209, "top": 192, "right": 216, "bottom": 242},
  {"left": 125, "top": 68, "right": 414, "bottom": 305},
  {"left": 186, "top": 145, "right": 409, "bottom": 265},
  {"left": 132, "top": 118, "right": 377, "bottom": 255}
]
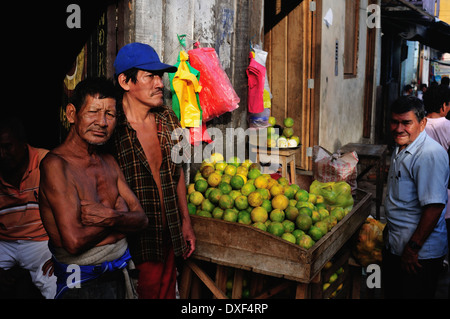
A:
[{"left": 264, "top": 0, "right": 319, "bottom": 170}]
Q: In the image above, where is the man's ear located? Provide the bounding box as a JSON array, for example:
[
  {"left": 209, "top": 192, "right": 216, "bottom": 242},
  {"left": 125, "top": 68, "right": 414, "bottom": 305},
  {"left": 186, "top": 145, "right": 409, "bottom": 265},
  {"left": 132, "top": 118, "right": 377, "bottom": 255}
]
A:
[
  {"left": 117, "top": 73, "right": 130, "bottom": 91},
  {"left": 66, "top": 103, "right": 77, "bottom": 124}
]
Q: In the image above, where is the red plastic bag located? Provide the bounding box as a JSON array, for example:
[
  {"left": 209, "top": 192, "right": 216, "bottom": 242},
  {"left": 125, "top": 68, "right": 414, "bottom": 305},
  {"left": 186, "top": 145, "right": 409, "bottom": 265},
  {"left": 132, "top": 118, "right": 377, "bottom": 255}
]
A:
[{"left": 188, "top": 47, "right": 240, "bottom": 122}]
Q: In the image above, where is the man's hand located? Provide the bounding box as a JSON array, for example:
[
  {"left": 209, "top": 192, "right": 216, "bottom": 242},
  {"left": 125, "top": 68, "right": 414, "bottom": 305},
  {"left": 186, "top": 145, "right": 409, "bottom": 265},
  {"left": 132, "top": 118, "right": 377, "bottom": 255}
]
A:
[
  {"left": 401, "top": 244, "right": 422, "bottom": 275},
  {"left": 80, "top": 200, "right": 115, "bottom": 227},
  {"left": 182, "top": 221, "right": 196, "bottom": 259}
]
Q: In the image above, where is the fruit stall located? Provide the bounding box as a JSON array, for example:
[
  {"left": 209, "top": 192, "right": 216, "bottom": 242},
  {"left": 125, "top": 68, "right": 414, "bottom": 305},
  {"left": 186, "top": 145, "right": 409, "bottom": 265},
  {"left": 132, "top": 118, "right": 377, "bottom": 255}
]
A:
[{"left": 179, "top": 155, "right": 373, "bottom": 299}]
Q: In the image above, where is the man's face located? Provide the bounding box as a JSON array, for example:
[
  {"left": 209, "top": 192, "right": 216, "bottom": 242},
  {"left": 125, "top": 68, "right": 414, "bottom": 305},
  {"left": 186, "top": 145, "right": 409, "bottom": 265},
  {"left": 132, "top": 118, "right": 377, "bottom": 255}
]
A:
[
  {"left": 125, "top": 70, "right": 165, "bottom": 108},
  {"left": 72, "top": 94, "right": 117, "bottom": 146},
  {"left": 390, "top": 111, "right": 426, "bottom": 150},
  {"left": 0, "top": 130, "right": 27, "bottom": 171}
]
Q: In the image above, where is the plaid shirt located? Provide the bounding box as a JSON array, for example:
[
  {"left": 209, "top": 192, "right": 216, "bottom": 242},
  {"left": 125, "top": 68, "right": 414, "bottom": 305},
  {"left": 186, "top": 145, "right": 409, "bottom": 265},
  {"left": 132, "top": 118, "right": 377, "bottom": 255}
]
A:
[{"left": 111, "top": 105, "right": 188, "bottom": 263}]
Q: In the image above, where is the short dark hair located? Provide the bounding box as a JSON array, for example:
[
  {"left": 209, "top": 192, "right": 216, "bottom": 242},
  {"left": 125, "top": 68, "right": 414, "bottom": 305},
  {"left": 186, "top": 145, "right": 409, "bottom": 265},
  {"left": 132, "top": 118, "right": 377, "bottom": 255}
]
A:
[
  {"left": 390, "top": 95, "right": 426, "bottom": 122},
  {"left": 423, "top": 85, "right": 450, "bottom": 114},
  {"left": 70, "top": 77, "right": 116, "bottom": 112},
  {"left": 0, "top": 116, "right": 27, "bottom": 143}
]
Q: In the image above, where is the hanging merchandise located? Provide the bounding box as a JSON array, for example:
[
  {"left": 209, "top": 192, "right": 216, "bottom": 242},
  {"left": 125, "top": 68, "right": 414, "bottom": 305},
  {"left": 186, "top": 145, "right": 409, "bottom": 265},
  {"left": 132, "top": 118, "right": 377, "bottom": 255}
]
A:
[
  {"left": 246, "top": 51, "right": 265, "bottom": 114},
  {"left": 187, "top": 47, "right": 240, "bottom": 122},
  {"left": 252, "top": 45, "right": 272, "bottom": 109},
  {"left": 168, "top": 50, "right": 202, "bottom": 128}
]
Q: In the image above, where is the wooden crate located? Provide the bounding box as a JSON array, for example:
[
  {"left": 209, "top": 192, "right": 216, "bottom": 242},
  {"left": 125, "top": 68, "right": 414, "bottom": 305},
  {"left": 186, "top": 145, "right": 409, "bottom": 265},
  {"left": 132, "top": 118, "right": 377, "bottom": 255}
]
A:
[{"left": 190, "top": 189, "right": 371, "bottom": 284}]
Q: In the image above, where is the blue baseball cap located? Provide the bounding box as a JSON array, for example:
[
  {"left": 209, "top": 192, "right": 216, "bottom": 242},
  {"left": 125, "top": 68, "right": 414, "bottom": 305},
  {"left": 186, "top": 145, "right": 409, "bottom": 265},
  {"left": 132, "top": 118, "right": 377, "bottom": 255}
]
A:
[{"left": 114, "top": 42, "right": 177, "bottom": 76}]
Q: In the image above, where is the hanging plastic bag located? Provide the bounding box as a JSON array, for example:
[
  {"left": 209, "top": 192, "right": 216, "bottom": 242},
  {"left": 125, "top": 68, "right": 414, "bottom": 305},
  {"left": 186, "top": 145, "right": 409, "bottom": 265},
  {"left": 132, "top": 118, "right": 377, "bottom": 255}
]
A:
[
  {"left": 312, "top": 145, "right": 359, "bottom": 192},
  {"left": 187, "top": 47, "right": 240, "bottom": 122},
  {"left": 252, "top": 46, "right": 272, "bottom": 109},
  {"left": 353, "top": 217, "right": 386, "bottom": 266},
  {"left": 246, "top": 51, "right": 265, "bottom": 114},
  {"left": 168, "top": 51, "right": 202, "bottom": 128}
]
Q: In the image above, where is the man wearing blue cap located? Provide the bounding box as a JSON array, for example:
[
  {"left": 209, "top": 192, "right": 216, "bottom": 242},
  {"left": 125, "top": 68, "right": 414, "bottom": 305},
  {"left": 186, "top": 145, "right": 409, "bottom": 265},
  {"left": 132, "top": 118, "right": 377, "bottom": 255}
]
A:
[{"left": 111, "top": 42, "right": 195, "bottom": 299}]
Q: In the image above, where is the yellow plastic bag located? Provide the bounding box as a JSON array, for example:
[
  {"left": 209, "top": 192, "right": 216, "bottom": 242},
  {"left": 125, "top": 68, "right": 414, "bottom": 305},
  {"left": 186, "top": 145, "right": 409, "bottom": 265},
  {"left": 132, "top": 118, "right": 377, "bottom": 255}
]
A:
[
  {"left": 171, "top": 51, "right": 202, "bottom": 128},
  {"left": 353, "top": 217, "right": 386, "bottom": 266}
]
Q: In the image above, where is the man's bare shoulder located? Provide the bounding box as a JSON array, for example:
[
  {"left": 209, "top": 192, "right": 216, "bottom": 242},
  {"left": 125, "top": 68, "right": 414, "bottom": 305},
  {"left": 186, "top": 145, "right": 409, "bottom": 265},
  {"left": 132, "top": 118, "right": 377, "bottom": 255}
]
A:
[{"left": 39, "top": 150, "right": 72, "bottom": 176}]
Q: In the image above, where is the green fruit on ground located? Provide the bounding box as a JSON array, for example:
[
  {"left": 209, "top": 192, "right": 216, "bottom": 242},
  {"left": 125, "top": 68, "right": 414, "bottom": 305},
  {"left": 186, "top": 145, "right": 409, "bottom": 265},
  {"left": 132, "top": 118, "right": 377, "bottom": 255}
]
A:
[
  {"left": 197, "top": 210, "right": 212, "bottom": 218},
  {"left": 234, "top": 195, "right": 249, "bottom": 210},
  {"left": 247, "top": 168, "right": 262, "bottom": 180},
  {"left": 189, "top": 191, "right": 204, "bottom": 206},
  {"left": 329, "top": 273, "right": 338, "bottom": 283},
  {"left": 281, "top": 232, "right": 296, "bottom": 244},
  {"left": 248, "top": 191, "right": 263, "bottom": 207},
  {"left": 252, "top": 222, "right": 267, "bottom": 231},
  {"left": 212, "top": 207, "right": 224, "bottom": 219},
  {"left": 283, "top": 117, "right": 294, "bottom": 128},
  {"left": 201, "top": 199, "right": 215, "bottom": 212},
  {"left": 297, "top": 234, "right": 315, "bottom": 249},
  {"left": 268, "top": 221, "right": 284, "bottom": 237},
  {"left": 241, "top": 183, "right": 256, "bottom": 196},
  {"left": 218, "top": 182, "right": 232, "bottom": 195},
  {"left": 207, "top": 172, "right": 222, "bottom": 187},
  {"left": 237, "top": 211, "right": 252, "bottom": 225},
  {"left": 223, "top": 209, "right": 238, "bottom": 222},
  {"left": 295, "top": 189, "right": 309, "bottom": 202},
  {"left": 187, "top": 203, "right": 197, "bottom": 215},
  {"left": 208, "top": 188, "right": 223, "bottom": 204},
  {"left": 296, "top": 214, "right": 312, "bottom": 231},
  {"left": 194, "top": 179, "right": 208, "bottom": 193},
  {"left": 292, "top": 229, "right": 305, "bottom": 240},
  {"left": 260, "top": 199, "right": 273, "bottom": 213},
  {"left": 251, "top": 206, "right": 268, "bottom": 223},
  {"left": 308, "top": 226, "right": 324, "bottom": 241},
  {"left": 218, "top": 194, "right": 234, "bottom": 210},
  {"left": 270, "top": 209, "right": 285, "bottom": 222},
  {"left": 285, "top": 206, "right": 299, "bottom": 221},
  {"left": 282, "top": 219, "right": 295, "bottom": 233},
  {"left": 268, "top": 116, "right": 276, "bottom": 126}
]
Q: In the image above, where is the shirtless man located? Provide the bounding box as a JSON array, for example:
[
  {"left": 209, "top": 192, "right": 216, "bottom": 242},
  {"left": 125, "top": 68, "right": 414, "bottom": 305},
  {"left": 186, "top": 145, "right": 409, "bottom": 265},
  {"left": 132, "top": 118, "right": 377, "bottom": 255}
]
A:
[{"left": 39, "top": 77, "right": 148, "bottom": 299}]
